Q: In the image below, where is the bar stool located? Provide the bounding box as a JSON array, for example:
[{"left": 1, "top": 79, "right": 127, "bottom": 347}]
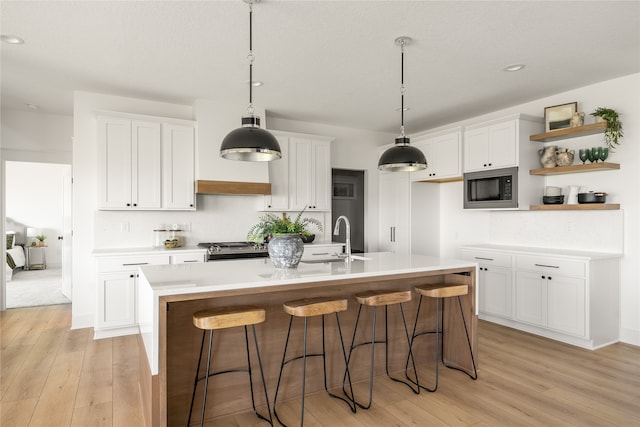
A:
[
  {"left": 407, "top": 283, "right": 478, "bottom": 393},
  {"left": 273, "top": 297, "right": 355, "bottom": 427},
  {"left": 187, "top": 305, "right": 272, "bottom": 427},
  {"left": 344, "top": 290, "right": 419, "bottom": 410}
]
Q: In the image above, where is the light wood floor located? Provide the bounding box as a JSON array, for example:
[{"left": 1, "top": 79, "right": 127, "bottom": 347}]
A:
[{"left": 2, "top": 304, "right": 639, "bottom": 426}]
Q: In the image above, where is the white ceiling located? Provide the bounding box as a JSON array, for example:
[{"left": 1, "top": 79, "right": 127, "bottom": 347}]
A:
[{"left": 1, "top": 1, "right": 639, "bottom": 134}]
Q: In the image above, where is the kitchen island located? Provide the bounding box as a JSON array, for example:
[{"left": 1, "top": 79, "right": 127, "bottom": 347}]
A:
[{"left": 137, "top": 252, "right": 478, "bottom": 426}]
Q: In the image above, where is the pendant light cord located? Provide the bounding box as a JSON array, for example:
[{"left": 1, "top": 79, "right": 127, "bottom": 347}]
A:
[
  {"left": 247, "top": 1, "right": 254, "bottom": 114},
  {"left": 400, "top": 40, "right": 405, "bottom": 138}
]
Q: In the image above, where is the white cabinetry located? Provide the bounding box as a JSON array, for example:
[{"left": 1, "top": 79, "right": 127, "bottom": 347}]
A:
[
  {"left": 97, "top": 113, "right": 196, "bottom": 211},
  {"left": 379, "top": 171, "right": 410, "bottom": 254},
  {"left": 301, "top": 242, "right": 345, "bottom": 260},
  {"left": 459, "top": 249, "right": 513, "bottom": 319},
  {"left": 94, "top": 248, "right": 205, "bottom": 339},
  {"left": 463, "top": 115, "right": 542, "bottom": 173},
  {"left": 162, "top": 124, "right": 196, "bottom": 209},
  {"left": 266, "top": 131, "right": 333, "bottom": 212},
  {"left": 411, "top": 129, "right": 462, "bottom": 182},
  {"left": 460, "top": 245, "right": 620, "bottom": 349},
  {"left": 98, "top": 116, "right": 162, "bottom": 209}
]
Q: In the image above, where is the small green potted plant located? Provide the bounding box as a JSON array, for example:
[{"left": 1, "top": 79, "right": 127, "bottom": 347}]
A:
[
  {"left": 248, "top": 208, "right": 322, "bottom": 269},
  {"left": 590, "top": 107, "right": 623, "bottom": 150},
  {"left": 36, "top": 234, "right": 46, "bottom": 247}
]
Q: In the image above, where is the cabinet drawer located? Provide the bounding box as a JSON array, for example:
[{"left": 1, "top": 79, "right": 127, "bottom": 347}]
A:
[
  {"left": 516, "top": 255, "right": 585, "bottom": 277},
  {"left": 302, "top": 244, "right": 344, "bottom": 259},
  {"left": 459, "top": 249, "right": 512, "bottom": 268},
  {"left": 172, "top": 252, "right": 206, "bottom": 264},
  {"left": 97, "top": 255, "right": 170, "bottom": 272}
]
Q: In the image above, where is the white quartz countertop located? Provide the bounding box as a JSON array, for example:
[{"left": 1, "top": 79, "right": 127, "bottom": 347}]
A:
[
  {"left": 460, "top": 244, "right": 622, "bottom": 260},
  {"left": 139, "top": 252, "right": 475, "bottom": 298},
  {"left": 93, "top": 246, "right": 206, "bottom": 257}
]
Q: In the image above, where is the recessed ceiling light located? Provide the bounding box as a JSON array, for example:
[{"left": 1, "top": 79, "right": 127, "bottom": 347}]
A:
[
  {"left": 26, "top": 103, "right": 39, "bottom": 110},
  {"left": 1, "top": 34, "right": 25, "bottom": 45},
  {"left": 503, "top": 64, "right": 525, "bottom": 72},
  {"left": 246, "top": 80, "right": 263, "bottom": 87}
]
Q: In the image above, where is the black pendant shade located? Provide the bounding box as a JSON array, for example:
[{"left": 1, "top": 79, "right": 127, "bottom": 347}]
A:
[
  {"left": 220, "top": 115, "right": 282, "bottom": 161},
  {"left": 378, "top": 137, "right": 427, "bottom": 172},
  {"left": 378, "top": 36, "right": 427, "bottom": 172},
  {"left": 219, "top": 0, "right": 282, "bottom": 162}
]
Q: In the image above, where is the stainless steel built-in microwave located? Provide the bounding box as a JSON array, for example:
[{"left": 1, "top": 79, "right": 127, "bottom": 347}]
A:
[{"left": 463, "top": 166, "right": 518, "bottom": 209}]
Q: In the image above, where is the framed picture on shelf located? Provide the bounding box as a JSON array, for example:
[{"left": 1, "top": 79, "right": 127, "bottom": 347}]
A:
[{"left": 544, "top": 102, "right": 578, "bottom": 132}]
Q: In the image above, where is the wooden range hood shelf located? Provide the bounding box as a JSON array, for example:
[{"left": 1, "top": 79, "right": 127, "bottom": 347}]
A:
[{"left": 196, "top": 180, "right": 272, "bottom": 195}]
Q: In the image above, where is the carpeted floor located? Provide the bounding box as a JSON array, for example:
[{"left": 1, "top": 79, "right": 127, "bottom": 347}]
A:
[{"left": 6, "top": 267, "right": 71, "bottom": 308}]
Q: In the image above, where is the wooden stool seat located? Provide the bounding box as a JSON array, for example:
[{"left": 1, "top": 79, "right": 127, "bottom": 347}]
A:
[
  {"left": 283, "top": 297, "right": 348, "bottom": 317},
  {"left": 354, "top": 289, "right": 412, "bottom": 306},
  {"left": 414, "top": 283, "right": 468, "bottom": 299},
  {"left": 193, "top": 306, "right": 265, "bottom": 330}
]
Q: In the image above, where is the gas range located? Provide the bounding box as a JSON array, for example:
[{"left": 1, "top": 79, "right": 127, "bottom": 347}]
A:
[{"left": 197, "top": 241, "right": 268, "bottom": 261}]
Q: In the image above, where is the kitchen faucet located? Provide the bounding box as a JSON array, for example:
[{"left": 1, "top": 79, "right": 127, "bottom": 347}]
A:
[{"left": 333, "top": 215, "right": 351, "bottom": 261}]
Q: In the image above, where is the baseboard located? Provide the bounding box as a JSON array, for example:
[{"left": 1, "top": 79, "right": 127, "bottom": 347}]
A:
[
  {"left": 619, "top": 327, "right": 640, "bottom": 347},
  {"left": 93, "top": 325, "right": 139, "bottom": 340},
  {"left": 71, "top": 313, "right": 94, "bottom": 330}
]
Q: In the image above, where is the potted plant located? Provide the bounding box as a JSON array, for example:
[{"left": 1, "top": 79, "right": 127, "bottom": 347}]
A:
[
  {"left": 36, "top": 234, "right": 46, "bottom": 247},
  {"left": 590, "top": 107, "right": 623, "bottom": 150},
  {"left": 248, "top": 209, "right": 322, "bottom": 269}
]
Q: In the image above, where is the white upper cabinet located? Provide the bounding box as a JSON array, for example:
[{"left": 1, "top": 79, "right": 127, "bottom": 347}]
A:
[
  {"left": 162, "top": 124, "right": 196, "bottom": 210},
  {"left": 464, "top": 120, "right": 517, "bottom": 172},
  {"left": 288, "top": 136, "right": 332, "bottom": 211},
  {"left": 98, "top": 116, "right": 162, "bottom": 209},
  {"left": 264, "top": 136, "right": 290, "bottom": 211},
  {"left": 411, "top": 129, "right": 462, "bottom": 181},
  {"left": 97, "top": 113, "right": 196, "bottom": 211}
]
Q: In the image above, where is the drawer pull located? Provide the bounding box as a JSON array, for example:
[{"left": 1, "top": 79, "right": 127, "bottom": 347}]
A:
[
  {"left": 123, "top": 262, "right": 149, "bottom": 266},
  {"left": 534, "top": 263, "right": 559, "bottom": 269},
  {"left": 182, "top": 260, "right": 199, "bottom": 263},
  {"left": 475, "top": 257, "right": 493, "bottom": 261},
  {"left": 312, "top": 252, "right": 330, "bottom": 256}
]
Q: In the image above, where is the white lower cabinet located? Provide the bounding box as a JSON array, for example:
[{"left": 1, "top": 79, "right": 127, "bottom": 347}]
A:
[
  {"left": 94, "top": 249, "right": 205, "bottom": 339},
  {"left": 460, "top": 245, "right": 620, "bottom": 349}
]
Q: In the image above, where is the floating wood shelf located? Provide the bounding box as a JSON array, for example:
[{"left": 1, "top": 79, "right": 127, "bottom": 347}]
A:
[
  {"left": 530, "top": 122, "right": 607, "bottom": 142},
  {"left": 530, "top": 204, "right": 620, "bottom": 211},
  {"left": 530, "top": 162, "right": 620, "bottom": 176}
]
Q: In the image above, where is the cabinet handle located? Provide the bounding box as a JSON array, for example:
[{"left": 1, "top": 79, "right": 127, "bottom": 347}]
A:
[
  {"left": 126, "top": 203, "right": 131, "bottom": 207},
  {"left": 313, "top": 253, "right": 330, "bottom": 256},
  {"left": 133, "top": 203, "right": 137, "bottom": 207},
  {"left": 190, "top": 204, "right": 194, "bottom": 207},
  {"left": 123, "top": 262, "right": 149, "bottom": 266},
  {"left": 474, "top": 257, "right": 494, "bottom": 261},
  {"left": 130, "top": 274, "right": 134, "bottom": 278},
  {"left": 182, "top": 260, "right": 199, "bottom": 263},
  {"left": 483, "top": 163, "right": 487, "bottom": 167},
  {"left": 534, "top": 263, "right": 559, "bottom": 269},
  {"left": 548, "top": 277, "right": 552, "bottom": 280},
  {"left": 488, "top": 163, "right": 492, "bottom": 166}
]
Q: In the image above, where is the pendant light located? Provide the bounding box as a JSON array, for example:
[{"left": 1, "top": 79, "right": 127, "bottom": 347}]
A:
[
  {"left": 378, "top": 36, "right": 427, "bottom": 172},
  {"left": 220, "top": 0, "right": 282, "bottom": 162}
]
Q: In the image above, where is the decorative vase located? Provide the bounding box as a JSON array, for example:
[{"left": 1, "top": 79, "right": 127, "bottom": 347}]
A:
[
  {"left": 555, "top": 148, "right": 575, "bottom": 166},
  {"left": 268, "top": 234, "right": 304, "bottom": 269},
  {"left": 570, "top": 112, "right": 585, "bottom": 127},
  {"left": 538, "top": 145, "right": 557, "bottom": 168}
]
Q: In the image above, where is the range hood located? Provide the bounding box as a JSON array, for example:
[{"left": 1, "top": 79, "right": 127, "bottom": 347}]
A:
[{"left": 196, "top": 180, "right": 271, "bottom": 195}]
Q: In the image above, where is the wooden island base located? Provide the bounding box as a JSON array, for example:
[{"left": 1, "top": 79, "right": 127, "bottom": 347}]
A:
[{"left": 139, "top": 266, "right": 477, "bottom": 427}]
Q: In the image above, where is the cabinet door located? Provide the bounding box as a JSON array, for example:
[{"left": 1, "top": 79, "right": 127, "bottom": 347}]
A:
[
  {"left": 162, "top": 124, "right": 195, "bottom": 210},
  {"left": 379, "top": 172, "right": 410, "bottom": 254},
  {"left": 488, "top": 120, "right": 517, "bottom": 169},
  {"left": 515, "top": 271, "right": 547, "bottom": 327},
  {"left": 97, "top": 271, "right": 136, "bottom": 329},
  {"left": 410, "top": 139, "right": 435, "bottom": 181},
  {"left": 98, "top": 116, "right": 132, "bottom": 209},
  {"left": 482, "top": 265, "right": 513, "bottom": 319},
  {"left": 547, "top": 276, "right": 586, "bottom": 337},
  {"left": 265, "top": 137, "right": 289, "bottom": 210},
  {"left": 288, "top": 138, "right": 313, "bottom": 210},
  {"left": 132, "top": 120, "right": 162, "bottom": 209},
  {"left": 435, "top": 132, "right": 461, "bottom": 178},
  {"left": 463, "top": 127, "right": 489, "bottom": 172},
  {"left": 311, "top": 140, "right": 331, "bottom": 210}
]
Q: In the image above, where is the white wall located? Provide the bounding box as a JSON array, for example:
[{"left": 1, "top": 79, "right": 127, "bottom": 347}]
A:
[
  {"left": 5, "top": 161, "right": 71, "bottom": 267},
  {"left": 412, "top": 73, "right": 639, "bottom": 346},
  {"left": 267, "top": 116, "right": 395, "bottom": 252}
]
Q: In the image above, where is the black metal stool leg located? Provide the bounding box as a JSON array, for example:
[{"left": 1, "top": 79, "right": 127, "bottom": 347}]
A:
[
  {"left": 187, "top": 330, "right": 207, "bottom": 427},
  {"left": 383, "top": 304, "right": 419, "bottom": 394},
  {"left": 441, "top": 296, "right": 478, "bottom": 380},
  {"left": 300, "top": 317, "right": 308, "bottom": 426},
  {"left": 245, "top": 325, "right": 274, "bottom": 425},
  {"left": 342, "top": 305, "right": 363, "bottom": 401},
  {"left": 273, "top": 316, "right": 294, "bottom": 427},
  {"left": 407, "top": 295, "right": 438, "bottom": 392},
  {"left": 200, "top": 329, "right": 215, "bottom": 427}
]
